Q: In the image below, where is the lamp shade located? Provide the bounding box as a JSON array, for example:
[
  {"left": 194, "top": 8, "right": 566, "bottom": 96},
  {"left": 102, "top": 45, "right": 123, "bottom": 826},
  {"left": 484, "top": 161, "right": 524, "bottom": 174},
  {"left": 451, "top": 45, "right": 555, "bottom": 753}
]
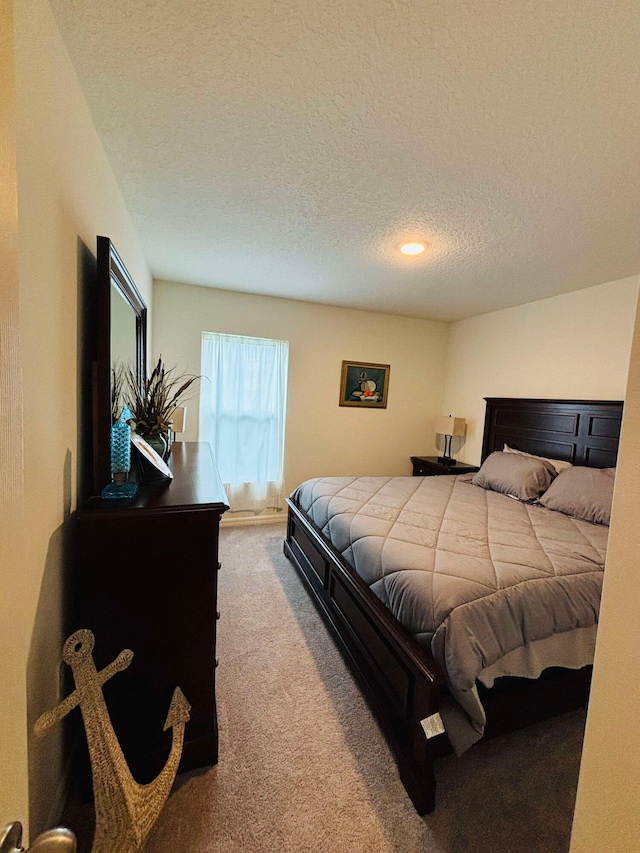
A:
[{"left": 434, "top": 415, "right": 466, "bottom": 437}]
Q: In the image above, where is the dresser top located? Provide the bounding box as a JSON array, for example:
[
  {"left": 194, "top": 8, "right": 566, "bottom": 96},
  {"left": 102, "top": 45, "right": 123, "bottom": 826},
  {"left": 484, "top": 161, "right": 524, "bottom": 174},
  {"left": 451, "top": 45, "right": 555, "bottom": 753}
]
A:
[{"left": 81, "top": 442, "right": 229, "bottom": 517}]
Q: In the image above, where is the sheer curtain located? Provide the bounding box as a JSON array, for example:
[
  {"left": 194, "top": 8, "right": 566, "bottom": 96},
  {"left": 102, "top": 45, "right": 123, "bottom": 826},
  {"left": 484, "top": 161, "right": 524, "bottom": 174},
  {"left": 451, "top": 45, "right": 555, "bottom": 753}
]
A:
[{"left": 200, "top": 332, "right": 289, "bottom": 512}]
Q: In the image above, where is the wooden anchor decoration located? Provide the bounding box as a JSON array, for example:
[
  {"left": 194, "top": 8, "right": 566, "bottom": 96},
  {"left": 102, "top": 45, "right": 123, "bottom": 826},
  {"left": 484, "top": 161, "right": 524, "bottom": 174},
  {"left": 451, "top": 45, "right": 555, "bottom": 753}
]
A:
[{"left": 35, "top": 629, "right": 190, "bottom": 853}]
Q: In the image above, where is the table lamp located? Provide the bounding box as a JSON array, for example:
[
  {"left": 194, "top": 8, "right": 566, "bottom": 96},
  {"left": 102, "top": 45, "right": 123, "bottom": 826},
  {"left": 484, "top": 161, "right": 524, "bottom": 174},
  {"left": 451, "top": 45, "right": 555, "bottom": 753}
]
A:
[{"left": 434, "top": 415, "right": 466, "bottom": 465}]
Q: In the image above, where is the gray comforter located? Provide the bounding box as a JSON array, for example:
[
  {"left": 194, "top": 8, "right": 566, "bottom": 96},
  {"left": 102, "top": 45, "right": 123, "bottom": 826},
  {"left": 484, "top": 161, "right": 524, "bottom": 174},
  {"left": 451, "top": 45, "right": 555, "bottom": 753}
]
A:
[{"left": 292, "top": 474, "right": 607, "bottom": 748}]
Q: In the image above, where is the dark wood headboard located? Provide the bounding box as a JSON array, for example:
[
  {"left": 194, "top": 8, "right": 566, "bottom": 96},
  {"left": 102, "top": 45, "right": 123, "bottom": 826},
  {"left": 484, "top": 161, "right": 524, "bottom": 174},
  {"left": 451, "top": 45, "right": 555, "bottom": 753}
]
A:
[{"left": 481, "top": 398, "right": 624, "bottom": 468}]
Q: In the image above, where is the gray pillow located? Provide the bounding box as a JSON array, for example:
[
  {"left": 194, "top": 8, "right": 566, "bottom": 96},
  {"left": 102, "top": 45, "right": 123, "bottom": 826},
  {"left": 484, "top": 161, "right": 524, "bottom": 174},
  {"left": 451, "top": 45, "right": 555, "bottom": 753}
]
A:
[
  {"left": 538, "top": 466, "right": 616, "bottom": 525},
  {"left": 472, "top": 451, "right": 556, "bottom": 501}
]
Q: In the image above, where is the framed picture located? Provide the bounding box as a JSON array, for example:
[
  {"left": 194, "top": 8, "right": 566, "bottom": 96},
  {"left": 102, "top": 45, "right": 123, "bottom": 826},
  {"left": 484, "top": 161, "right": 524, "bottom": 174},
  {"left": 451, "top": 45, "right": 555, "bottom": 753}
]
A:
[{"left": 339, "top": 360, "right": 390, "bottom": 408}]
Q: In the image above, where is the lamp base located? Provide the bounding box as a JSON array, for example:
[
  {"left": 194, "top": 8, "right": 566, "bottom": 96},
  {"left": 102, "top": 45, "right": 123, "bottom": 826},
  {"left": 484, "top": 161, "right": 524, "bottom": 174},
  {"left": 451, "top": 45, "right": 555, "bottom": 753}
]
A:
[{"left": 437, "top": 455, "right": 456, "bottom": 466}]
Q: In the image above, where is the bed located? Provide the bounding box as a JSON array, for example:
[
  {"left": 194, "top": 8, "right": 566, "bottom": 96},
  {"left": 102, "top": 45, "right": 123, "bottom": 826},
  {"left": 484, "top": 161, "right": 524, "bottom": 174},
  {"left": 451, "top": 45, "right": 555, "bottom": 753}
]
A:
[{"left": 283, "top": 397, "right": 623, "bottom": 813}]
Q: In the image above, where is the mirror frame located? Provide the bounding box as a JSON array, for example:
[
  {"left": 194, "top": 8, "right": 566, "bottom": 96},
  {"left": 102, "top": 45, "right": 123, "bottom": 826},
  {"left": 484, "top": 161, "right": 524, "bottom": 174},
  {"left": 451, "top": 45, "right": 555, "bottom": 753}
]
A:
[{"left": 94, "top": 235, "right": 147, "bottom": 494}]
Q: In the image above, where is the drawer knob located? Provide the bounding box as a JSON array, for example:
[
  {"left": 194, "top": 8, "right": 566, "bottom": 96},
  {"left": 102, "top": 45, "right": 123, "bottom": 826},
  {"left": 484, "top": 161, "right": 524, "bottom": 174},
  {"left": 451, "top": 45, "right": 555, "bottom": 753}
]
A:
[{"left": 216, "top": 610, "right": 221, "bottom": 620}]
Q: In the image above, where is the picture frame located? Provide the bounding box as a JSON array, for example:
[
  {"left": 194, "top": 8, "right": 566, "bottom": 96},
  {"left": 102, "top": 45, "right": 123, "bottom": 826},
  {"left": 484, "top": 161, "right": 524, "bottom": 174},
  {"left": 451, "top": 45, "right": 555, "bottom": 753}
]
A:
[{"left": 339, "top": 360, "right": 390, "bottom": 408}]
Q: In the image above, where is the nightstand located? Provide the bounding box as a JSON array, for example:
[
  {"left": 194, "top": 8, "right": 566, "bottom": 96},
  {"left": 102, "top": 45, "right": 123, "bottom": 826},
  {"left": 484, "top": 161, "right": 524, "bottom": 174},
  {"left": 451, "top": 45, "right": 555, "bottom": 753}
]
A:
[{"left": 410, "top": 456, "right": 480, "bottom": 477}]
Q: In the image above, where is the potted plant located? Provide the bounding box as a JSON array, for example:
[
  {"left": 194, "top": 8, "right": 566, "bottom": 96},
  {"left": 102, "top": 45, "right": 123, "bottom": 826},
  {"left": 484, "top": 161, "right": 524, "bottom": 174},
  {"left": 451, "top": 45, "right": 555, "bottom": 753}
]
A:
[{"left": 124, "top": 356, "right": 199, "bottom": 458}]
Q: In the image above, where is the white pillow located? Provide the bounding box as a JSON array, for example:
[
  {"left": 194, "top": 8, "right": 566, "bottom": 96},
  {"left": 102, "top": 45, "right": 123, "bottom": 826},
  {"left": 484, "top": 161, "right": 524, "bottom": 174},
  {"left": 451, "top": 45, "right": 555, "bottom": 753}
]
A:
[{"left": 503, "top": 444, "right": 573, "bottom": 475}]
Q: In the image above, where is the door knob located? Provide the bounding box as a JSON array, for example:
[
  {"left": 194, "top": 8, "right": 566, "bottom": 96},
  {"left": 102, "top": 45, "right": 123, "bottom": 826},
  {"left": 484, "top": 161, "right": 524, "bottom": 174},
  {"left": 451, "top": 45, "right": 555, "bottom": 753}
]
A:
[{"left": 0, "top": 823, "right": 76, "bottom": 853}]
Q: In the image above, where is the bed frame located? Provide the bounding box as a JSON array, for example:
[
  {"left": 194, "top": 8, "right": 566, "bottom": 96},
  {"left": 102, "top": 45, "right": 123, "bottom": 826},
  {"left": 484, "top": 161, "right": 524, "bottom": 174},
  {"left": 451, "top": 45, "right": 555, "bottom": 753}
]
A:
[{"left": 283, "top": 398, "right": 623, "bottom": 813}]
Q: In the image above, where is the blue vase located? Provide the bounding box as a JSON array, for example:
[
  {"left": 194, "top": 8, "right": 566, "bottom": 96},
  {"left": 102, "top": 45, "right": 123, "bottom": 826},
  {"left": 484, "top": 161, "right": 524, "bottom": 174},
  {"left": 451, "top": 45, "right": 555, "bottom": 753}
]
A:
[
  {"left": 110, "top": 413, "right": 131, "bottom": 475},
  {"left": 102, "top": 413, "right": 138, "bottom": 500}
]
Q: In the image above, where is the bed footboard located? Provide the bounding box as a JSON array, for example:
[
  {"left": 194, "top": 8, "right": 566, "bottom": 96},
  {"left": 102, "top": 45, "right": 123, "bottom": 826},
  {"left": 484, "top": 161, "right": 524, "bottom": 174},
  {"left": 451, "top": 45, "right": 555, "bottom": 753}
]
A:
[{"left": 284, "top": 498, "right": 445, "bottom": 814}]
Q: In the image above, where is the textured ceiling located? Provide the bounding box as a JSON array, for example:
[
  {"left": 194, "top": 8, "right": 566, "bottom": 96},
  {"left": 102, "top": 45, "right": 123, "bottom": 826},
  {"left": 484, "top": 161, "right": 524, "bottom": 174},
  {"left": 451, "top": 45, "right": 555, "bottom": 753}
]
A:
[{"left": 51, "top": 0, "right": 640, "bottom": 321}]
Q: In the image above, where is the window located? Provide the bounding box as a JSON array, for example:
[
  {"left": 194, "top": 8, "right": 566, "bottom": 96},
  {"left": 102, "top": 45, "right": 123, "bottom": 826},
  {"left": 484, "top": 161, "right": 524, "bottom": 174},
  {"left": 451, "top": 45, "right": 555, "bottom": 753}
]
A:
[{"left": 200, "top": 332, "right": 289, "bottom": 512}]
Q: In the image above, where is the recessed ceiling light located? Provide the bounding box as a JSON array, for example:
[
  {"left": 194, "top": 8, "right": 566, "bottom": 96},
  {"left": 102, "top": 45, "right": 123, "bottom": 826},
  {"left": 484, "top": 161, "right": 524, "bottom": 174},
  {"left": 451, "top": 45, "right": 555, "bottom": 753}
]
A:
[{"left": 400, "top": 242, "right": 426, "bottom": 255}]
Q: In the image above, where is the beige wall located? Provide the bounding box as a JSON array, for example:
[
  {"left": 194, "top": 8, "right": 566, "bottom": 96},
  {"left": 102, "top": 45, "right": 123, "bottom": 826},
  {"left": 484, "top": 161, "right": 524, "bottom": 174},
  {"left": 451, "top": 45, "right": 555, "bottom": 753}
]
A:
[
  {"left": 4, "top": 0, "right": 152, "bottom": 836},
  {"left": 0, "top": 0, "right": 29, "bottom": 827},
  {"left": 570, "top": 291, "right": 640, "bottom": 851},
  {"left": 442, "top": 276, "right": 639, "bottom": 464},
  {"left": 153, "top": 281, "right": 449, "bottom": 505}
]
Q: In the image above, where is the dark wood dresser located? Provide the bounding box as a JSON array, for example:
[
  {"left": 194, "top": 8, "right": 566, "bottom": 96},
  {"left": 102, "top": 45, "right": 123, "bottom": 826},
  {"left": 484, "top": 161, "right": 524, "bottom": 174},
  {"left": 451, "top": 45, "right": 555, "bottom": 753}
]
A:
[{"left": 75, "top": 442, "right": 228, "bottom": 784}]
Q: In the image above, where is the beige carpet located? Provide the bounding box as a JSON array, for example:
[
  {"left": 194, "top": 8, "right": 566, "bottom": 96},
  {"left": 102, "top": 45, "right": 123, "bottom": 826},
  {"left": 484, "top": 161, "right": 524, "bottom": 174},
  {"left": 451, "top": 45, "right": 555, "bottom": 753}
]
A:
[{"left": 137, "top": 523, "right": 585, "bottom": 853}]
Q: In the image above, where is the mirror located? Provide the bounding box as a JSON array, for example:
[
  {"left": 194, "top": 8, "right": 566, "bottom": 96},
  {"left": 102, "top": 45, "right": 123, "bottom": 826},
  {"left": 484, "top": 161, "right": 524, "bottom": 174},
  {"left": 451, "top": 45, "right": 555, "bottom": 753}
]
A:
[
  {"left": 94, "top": 236, "right": 147, "bottom": 494},
  {"left": 111, "top": 283, "right": 138, "bottom": 373}
]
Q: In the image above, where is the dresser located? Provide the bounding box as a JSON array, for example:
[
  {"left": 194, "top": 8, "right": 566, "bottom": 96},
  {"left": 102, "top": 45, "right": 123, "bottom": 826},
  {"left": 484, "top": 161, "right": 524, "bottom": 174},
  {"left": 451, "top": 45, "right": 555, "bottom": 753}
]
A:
[
  {"left": 410, "top": 456, "right": 479, "bottom": 477},
  {"left": 75, "top": 442, "right": 229, "bottom": 783}
]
